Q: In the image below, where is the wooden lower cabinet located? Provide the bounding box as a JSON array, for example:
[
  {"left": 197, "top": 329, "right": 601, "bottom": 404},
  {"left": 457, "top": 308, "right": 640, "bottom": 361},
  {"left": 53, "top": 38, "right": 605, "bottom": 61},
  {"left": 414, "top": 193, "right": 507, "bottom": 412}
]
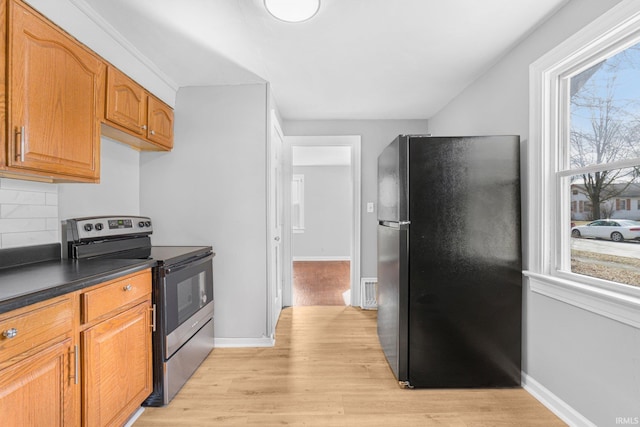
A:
[
  {"left": 81, "top": 298, "right": 152, "bottom": 427},
  {"left": 0, "top": 338, "right": 75, "bottom": 427},
  {"left": 80, "top": 269, "right": 153, "bottom": 427},
  {"left": 0, "top": 292, "right": 77, "bottom": 427},
  {"left": 0, "top": 269, "right": 152, "bottom": 427}
]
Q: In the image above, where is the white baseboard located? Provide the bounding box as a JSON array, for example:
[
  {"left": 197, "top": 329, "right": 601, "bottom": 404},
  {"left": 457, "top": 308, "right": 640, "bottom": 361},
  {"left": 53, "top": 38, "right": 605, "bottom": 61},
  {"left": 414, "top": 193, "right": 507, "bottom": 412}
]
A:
[
  {"left": 292, "top": 256, "right": 351, "bottom": 261},
  {"left": 213, "top": 337, "right": 275, "bottom": 348},
  {"left": 522, "top": 373, "right": 596, "bottom": 427},
  {"left": 123, "top": 407, "right": 145, "bottom": 427}
]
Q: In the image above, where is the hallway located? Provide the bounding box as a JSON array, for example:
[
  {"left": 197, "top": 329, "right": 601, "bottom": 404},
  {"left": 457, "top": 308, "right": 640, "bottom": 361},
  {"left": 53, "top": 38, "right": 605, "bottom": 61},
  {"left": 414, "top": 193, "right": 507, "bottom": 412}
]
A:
[{"left": 292, "top": 260, "right": 350, "bottom": 306}]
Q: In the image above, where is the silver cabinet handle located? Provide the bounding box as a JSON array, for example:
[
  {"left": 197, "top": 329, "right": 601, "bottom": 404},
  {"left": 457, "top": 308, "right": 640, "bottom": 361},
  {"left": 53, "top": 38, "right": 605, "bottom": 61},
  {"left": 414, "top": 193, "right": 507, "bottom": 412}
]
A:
[
  {"left": 274, "top": 236, "right": 280, "bottom": 241},
  {"left": 123, "top": 284, "right": 132, "bottom": 291},
  {"left": 150, "top": 304, "right": 156, "bottom": 332},
  {"left": 72, "top": 345, "right": 79, "bottom": 385},
  {"left": 15, "top": 127, "right": 25, "bottom": 162},
  {"left": 150, "top": 130, "right": 155, "bottom": 136},
  {"left": 141, "top": 124, "right": 147, "bottom": 130},
  {"left": 2, "top": 328, "right": 17, "bottom": 339}
]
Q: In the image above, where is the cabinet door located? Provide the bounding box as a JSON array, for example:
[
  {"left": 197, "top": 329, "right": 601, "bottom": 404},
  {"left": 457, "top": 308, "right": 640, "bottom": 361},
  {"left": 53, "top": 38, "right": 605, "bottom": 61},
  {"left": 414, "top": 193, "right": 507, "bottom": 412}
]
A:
[
  {"left": 0, "top": 0, "right": 6, "bottom": 172},
  {"left": 8, "top": 0, "right": 104, "bottom": 180},
  {"left": 105, "top": 67, "right": 147, "bottom": 136},
  {"left": 82, "top": 301, "right": 152, "bottom": 427},
  {"left": 147, "top": 95, "right": 174, "bottom": 149},
  {"left": 0, "top": 338, "right": 75, "bottom": 427}
]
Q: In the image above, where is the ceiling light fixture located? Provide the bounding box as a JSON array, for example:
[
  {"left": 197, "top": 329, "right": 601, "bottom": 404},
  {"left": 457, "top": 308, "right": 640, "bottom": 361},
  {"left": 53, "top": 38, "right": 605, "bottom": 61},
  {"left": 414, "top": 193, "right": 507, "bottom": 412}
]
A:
[{"left": 264, "top": 0, "right": 320, "bottom": 23}]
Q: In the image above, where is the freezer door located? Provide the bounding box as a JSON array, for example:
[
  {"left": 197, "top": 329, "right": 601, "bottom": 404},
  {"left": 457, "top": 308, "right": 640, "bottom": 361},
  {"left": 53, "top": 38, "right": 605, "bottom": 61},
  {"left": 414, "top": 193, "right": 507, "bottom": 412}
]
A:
[
  {"left": 376, "top": 223, "right": 409, "bottom": 382},
  {"left": 377, "top": 136, "right": 408, "bottom": 222}
]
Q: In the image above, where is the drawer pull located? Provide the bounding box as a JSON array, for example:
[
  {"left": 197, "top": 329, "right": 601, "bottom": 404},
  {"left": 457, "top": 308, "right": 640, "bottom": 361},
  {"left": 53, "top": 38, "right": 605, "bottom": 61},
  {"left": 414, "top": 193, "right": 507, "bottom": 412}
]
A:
[
  {"left": 2, "top": 328, "right": 18, "bottom": 338},
  {"left": 123, "top": 284, "right": 132, "bottom": 291},
  {"left": 2, "top": 328, "right": 18, "bottom": 339}
]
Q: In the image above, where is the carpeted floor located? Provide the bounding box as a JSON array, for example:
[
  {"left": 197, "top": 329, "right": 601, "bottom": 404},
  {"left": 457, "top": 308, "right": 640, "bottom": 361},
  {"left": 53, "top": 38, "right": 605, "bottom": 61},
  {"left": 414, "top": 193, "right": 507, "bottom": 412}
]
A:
[{"left": 292, "top": 260, "right": 350, "bottom": 306}]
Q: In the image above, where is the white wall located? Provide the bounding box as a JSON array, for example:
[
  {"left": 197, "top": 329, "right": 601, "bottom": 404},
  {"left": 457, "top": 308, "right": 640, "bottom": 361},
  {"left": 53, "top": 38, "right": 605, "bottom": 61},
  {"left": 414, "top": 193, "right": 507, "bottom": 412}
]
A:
[
  {"left": 58, "top": 139, "right": 140, "bottom": 219},
  {"left": 282, "top": 120, "right": 429, "bottom": 277},
  {"left": 427, "top": 0, "right": 633, "bottom": 426},
  {"left": 0, "top": 179, "right": 58, "bottom": 248},
  {"left": 140, "top": 84, "right": 270, "bottom": 342},
  {"left": 0, "top": 138, "right": 141, "bottom": 249},
  {"left": 292, "top": 165, "right": 351, "bottom": 259}
]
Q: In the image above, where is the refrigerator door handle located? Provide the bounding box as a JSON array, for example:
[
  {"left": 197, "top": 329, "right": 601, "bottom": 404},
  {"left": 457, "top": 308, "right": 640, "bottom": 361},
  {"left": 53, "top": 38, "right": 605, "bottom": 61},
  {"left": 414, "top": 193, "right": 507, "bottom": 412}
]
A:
[{"left": 379, "top": 220, "right": 410, "bottom": 228}]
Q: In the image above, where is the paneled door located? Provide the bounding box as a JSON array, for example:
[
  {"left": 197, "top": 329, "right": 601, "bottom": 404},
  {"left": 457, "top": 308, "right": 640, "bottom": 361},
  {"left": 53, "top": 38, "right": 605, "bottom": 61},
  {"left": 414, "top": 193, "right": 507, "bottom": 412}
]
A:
[{"left": 268, "top": 110, "right": 284, "bottom": 338}]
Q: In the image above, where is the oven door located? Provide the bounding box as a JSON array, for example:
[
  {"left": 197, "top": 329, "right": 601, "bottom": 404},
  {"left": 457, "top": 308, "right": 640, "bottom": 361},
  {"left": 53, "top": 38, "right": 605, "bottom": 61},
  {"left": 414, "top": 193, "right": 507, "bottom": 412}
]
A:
[{"left": 162, "top": 253, "right": 214, "bottom": 357}]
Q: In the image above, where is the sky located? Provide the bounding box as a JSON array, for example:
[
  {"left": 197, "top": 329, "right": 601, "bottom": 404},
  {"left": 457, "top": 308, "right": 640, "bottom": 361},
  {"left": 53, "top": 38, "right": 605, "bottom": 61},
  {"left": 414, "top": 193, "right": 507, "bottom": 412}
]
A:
[{"left": 570, "top": 41, "right": 640, "bottom": 174}]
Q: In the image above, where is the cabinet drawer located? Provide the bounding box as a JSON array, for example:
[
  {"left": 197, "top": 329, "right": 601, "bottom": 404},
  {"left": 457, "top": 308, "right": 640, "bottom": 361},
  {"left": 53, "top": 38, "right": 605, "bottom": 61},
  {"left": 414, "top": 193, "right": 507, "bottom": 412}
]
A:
[
  {"left": 0, "top": 296, "right": 73, "bottom": 366},
  {"left": 81, "top": 269, "right": 151, "bottom": 324}
]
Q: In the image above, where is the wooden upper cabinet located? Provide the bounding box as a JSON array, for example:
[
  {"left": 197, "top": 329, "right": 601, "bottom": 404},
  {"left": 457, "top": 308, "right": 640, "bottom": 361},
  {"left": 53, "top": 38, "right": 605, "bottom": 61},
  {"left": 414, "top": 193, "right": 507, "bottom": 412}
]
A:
[
  {"left": 147, "top": 95, "right": 174, "bottom": 149},
  {"left": 103, "top": 65, "right": 174, "bottom": 151},
  {"left": 105, "top": 67, "right": 147, "bottom": 136},
  {"left": 7, "top": 0, "right": 104, "bottom": 181}
]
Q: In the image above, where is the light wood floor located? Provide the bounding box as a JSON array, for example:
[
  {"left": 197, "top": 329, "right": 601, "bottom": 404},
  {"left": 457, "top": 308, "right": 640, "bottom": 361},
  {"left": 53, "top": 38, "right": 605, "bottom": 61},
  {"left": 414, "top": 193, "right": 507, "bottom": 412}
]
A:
[
  {"left": 133, "top": 307, "right": 565, "bottom": 426},
  {"left": 292, "top": 261, "right": 350, "bottom": 306}
]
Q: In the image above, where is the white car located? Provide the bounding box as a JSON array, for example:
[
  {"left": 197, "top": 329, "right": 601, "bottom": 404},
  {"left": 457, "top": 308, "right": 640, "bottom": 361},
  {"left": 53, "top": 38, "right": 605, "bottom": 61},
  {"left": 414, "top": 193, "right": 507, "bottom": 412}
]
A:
[{"left": 571, "top": 219, "right": 640, "bottom": 242}]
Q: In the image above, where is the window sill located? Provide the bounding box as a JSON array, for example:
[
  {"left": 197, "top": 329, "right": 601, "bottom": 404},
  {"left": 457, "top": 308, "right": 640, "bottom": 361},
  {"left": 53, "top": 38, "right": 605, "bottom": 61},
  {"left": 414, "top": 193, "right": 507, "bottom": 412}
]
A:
[{"left": 523, "top": 271, "right": 640, "bottom": 329}]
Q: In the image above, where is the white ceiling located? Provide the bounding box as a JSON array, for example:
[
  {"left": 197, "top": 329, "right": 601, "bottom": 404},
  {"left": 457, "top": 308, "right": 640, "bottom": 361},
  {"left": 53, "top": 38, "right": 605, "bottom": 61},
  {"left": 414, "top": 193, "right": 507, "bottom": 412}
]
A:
[{"left": 80, "top": 0, "right": 569, "bottom": 120}]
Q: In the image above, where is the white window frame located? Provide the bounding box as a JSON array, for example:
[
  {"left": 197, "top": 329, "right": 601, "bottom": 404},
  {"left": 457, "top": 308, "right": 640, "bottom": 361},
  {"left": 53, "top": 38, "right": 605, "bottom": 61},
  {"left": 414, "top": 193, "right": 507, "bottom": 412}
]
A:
[
  {"left": 527, "top": 0, "right": 640, "bottom": 329},
  {"left": 291, "top": 174, "right": 305, "bottom": 233}
]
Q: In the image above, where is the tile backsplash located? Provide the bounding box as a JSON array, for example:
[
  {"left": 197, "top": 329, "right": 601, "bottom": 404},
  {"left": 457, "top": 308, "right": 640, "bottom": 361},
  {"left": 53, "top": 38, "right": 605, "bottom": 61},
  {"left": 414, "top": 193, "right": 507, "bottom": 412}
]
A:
[{"left": 0, "top": 178, "right": 59, "bottom": 249}]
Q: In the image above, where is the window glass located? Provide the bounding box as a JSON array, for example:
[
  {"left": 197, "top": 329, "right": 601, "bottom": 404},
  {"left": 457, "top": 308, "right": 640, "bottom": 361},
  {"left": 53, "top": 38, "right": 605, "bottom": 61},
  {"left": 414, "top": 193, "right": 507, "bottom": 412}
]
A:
[
  {"left": 569, "top": 44, "right": 640, "bottom": 169},
  {"left": 567, "top": 43, "right": 640, "bottom": 288},
  {"left": 292, "top": 174, "right": 305, "bottom": 232}
]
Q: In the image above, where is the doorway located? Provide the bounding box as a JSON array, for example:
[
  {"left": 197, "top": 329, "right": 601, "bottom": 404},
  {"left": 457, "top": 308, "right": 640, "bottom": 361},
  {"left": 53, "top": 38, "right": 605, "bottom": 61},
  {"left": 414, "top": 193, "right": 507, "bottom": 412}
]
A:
[
  {"left": 282, "top": 136, "right": 361, "bottom": 308},
  {"left": 292, "top": 260, "right": 351, "bottom": 305}
]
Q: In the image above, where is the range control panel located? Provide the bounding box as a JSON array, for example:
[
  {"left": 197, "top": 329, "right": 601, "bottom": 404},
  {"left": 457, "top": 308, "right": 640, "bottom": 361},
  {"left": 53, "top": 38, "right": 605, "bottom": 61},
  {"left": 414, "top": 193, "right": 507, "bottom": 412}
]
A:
[{"left": 64, "top": 216, "right": 153, "bottom": 241}]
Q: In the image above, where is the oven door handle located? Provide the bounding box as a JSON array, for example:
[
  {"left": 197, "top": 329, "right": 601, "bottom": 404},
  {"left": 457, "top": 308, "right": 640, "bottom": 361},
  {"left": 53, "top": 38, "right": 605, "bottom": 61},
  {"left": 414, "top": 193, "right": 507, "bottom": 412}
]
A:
[{"left": 164, "top": 253, "right": 214, "bottom": 275}]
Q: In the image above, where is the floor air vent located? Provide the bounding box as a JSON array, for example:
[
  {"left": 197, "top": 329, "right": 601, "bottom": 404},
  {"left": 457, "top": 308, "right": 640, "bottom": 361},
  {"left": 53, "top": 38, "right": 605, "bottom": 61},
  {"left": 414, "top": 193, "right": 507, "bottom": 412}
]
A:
[{"left": 360, "top": 277, "right": 378, "bottom": 310}]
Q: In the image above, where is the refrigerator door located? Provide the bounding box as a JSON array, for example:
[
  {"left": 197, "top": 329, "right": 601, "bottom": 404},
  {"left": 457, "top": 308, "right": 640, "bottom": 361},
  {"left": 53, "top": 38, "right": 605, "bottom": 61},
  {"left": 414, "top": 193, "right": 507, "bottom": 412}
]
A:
[
  {"left": 406, "top": 135, "right": 522, "bottom": 387},
  {"left": 376, "top": 222, "right": 409, "bottom": 382},
  {"left": 377, "top": 136, "right": 408, "bottom": 222}
]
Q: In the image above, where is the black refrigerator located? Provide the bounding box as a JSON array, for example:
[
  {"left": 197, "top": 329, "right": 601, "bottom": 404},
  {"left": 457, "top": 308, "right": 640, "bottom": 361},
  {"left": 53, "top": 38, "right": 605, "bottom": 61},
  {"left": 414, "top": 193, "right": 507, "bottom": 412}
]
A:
[{"left": 377, "top": 135, "right": 522, "bottom": 388}]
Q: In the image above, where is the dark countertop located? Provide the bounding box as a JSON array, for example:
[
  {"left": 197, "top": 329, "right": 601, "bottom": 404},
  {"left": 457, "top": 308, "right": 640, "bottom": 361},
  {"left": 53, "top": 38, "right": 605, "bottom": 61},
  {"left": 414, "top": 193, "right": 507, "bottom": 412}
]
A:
[
  {"left": 0, "top": 244, "right": 215, "bottom": 315},
  {"left": 0, "top": 257, "right": 156, "bottom": 315}
]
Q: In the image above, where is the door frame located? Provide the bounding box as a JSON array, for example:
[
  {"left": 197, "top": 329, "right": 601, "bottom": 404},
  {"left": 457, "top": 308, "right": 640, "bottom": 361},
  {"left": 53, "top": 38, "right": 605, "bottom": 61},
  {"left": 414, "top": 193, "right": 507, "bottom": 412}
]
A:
[
  {"left": 266, "top": 109, "right": 284, "bottom": 340},
  {"left": 282, "top": 135, "right": 362, "bottom": 307}
]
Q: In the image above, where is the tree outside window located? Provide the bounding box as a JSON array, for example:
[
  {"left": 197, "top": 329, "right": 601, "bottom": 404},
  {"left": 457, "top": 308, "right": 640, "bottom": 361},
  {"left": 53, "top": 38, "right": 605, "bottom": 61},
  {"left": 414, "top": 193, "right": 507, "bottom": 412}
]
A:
[{"left": 568, "top": 41, "right": 640, "bottom": 287}]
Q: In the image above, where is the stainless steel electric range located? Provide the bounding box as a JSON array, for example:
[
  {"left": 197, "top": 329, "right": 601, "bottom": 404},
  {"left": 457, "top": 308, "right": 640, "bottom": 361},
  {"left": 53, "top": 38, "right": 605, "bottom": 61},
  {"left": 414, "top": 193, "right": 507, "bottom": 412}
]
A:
[{"left": 62, "top": 215, "right": 215, "bottom": 406}]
